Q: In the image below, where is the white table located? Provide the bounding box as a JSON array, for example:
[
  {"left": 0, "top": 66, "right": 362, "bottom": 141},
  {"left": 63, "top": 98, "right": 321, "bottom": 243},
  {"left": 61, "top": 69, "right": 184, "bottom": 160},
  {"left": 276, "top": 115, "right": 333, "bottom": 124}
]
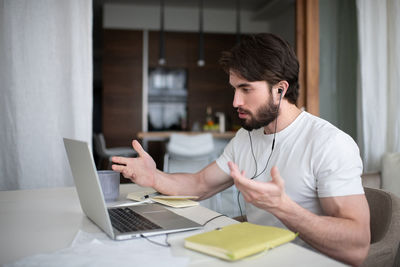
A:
[{"left": 0, "top": 184, "right": 348, "bottom": 266}]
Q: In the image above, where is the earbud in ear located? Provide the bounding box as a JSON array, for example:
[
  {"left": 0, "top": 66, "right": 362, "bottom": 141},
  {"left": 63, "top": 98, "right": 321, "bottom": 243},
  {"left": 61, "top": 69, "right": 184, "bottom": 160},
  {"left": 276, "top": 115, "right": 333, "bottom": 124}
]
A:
[{"left": 278, "top": 88, "right": 283, "bottom": 94}]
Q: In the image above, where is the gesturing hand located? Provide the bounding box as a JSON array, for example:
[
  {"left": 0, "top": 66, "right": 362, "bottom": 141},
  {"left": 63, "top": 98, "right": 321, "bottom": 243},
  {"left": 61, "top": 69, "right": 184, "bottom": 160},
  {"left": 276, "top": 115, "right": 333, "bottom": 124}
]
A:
[
  {"left": 228, "top": 161, "right": 287, "bottom": 212},
  {"left": 112, "top": 140, "right": 157, "bottom": 188}
]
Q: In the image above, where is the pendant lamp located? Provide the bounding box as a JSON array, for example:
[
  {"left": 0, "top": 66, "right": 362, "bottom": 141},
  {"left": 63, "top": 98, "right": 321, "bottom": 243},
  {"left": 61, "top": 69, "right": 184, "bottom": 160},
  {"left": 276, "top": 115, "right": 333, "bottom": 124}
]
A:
[
  {"left": 236, "top": 0, "right": 241, "bottom": 43},
  {"left": 158, "top": 0, "right": 166, "bottom": 65},
  {"left": 197, "top": 0, "right": 205, "bottom": 67}
]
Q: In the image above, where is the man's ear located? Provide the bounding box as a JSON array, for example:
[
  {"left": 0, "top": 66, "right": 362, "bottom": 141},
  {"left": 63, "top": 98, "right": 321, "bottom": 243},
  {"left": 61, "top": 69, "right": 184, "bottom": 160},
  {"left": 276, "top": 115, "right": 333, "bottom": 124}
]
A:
[{"left": 275, "top": 81, "right": 289, "bottom": 98}]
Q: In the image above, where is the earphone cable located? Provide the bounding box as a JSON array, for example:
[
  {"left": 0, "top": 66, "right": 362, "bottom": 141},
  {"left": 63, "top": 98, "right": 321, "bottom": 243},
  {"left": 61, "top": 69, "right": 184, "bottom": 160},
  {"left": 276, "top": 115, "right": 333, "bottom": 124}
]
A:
[
  {"left": 201, "top": 214, "right": 227, "bottom": 226},
  {"left": 140, "top": 233, "right": 171, "bottom": 247},
  {"left": 236, "top": 91, "right": 283, "bottom": 219},
  {"left": 141, "top": 214, "right": 228, "bottom": 248},
  {"left": 248, "top": 131, "right": 258, "bottom": 179},
  {"left": 237, "top": 134, "right": 275, "bottom": 218}
]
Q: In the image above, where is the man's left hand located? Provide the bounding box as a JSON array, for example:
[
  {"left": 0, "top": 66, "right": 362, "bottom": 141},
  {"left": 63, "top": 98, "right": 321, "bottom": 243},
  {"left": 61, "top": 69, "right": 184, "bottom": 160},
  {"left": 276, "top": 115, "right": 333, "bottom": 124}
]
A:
[{"left": 228, "top": 161, "right": 287, "bottom": 211}]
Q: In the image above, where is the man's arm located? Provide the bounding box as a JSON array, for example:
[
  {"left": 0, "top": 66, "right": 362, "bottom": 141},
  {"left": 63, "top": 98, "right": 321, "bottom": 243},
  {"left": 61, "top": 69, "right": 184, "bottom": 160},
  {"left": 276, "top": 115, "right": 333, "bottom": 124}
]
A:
[
  {"left": 112, "top": 140, "right": 233, "bottom": 199},
  {"left": 275, "top": 193, "right": 370, "bottom": 266},
  {"left": 228, "top": 162, "right": 370, "bottom": 267},
  {"left": 150, "top": 162, "right": 233, "bottom": 200}
]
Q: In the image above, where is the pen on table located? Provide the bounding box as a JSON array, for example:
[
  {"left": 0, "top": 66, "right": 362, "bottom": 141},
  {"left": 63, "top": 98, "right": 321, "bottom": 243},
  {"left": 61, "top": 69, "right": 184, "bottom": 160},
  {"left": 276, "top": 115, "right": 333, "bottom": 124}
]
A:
[{"left": 143, "top": 192, "right": 160, "bottom": 200}]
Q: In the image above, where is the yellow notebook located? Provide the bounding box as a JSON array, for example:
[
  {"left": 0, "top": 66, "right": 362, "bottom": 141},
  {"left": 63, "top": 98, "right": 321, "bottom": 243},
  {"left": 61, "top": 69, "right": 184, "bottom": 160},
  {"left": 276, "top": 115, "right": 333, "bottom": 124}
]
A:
[{"left": 184, "top": 222, "right": 297, "bottom": 261}]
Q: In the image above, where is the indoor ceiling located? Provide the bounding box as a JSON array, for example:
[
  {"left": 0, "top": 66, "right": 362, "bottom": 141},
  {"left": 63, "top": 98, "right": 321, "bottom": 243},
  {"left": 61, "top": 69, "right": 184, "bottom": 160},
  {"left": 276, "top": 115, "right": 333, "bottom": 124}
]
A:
[
  {"left": 98, "top": 0, "right": 295, "bottom": 20},
  {"left": 101, "top": 0, "right": 272, "bottom": 11}
]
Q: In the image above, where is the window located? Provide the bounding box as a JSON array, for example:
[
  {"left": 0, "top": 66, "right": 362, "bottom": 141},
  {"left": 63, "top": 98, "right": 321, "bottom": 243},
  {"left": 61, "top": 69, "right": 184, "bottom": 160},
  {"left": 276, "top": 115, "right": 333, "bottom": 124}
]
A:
[{"left": 148, "top": 68, "right": 187, "bottom": 131}]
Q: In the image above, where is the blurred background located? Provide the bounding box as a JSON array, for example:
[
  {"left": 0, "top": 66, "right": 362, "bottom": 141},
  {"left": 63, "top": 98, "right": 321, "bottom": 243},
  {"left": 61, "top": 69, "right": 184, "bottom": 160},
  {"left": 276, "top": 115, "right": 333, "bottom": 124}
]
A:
[{"left": 1, "top": 0, "right": 398, "bottom": 191}]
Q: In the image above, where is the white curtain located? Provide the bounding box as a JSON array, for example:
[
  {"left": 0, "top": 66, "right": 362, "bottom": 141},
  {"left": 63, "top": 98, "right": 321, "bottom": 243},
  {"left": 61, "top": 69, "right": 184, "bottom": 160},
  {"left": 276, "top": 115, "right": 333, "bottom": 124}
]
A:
[
  {"left": 356, "top": 0, "right": 400, "bottom": 172},
  {"left": 0, "top": 0, "right": 93, "bottom": 190}
]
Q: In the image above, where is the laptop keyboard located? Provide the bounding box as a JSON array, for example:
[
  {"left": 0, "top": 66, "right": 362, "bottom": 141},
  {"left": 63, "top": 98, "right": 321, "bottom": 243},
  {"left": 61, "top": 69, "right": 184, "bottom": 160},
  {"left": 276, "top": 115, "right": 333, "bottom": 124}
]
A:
[{"left": 108, "top": 207, "right": 162, "bottom": 233}]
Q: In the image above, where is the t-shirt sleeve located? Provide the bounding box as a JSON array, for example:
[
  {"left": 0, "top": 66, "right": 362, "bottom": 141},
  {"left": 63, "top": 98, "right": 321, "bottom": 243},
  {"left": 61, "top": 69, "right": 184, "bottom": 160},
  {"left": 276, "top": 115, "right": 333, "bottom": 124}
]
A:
[{"left": 314, "top": 131, "right": 364, "bottom": 197}]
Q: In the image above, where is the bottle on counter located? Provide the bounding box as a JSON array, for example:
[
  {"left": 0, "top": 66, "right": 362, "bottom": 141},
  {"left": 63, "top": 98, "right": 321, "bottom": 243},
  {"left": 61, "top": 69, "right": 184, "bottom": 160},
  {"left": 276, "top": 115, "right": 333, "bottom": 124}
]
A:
[
  {"left": 204, "top": 106, "right": 218, "bottom": 131},
  {"left": 215, "top": 112, "right": 225, "bottom": 133},
  {"left": 206, "top": 106, "right": 214, "bottom": 127}
]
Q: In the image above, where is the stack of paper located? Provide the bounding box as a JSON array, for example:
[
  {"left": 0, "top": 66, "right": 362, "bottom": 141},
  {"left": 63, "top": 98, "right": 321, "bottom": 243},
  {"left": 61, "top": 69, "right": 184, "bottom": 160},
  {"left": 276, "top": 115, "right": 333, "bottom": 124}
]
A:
[{"left": 126, "top": 190, "right": 199, "bottom": 208}]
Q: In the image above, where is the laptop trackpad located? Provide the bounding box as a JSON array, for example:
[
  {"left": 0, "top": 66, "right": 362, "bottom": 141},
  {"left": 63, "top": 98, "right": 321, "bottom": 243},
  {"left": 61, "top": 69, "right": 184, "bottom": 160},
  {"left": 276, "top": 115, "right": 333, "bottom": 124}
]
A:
[{"left": 130, "top": 204, "right": 192, "bottom": 228}]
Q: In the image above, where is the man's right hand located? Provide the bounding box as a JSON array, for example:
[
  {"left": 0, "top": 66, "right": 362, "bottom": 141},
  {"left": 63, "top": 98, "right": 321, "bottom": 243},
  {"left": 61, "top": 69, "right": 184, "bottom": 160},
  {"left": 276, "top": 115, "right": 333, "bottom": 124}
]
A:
[{"left": 112, "top": 140, "right": 157, "bottom": 188}]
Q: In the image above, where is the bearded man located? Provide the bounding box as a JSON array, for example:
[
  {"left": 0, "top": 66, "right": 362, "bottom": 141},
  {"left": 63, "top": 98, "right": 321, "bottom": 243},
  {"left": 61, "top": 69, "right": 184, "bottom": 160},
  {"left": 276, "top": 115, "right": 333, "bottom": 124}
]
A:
[{"left": 112, "top": 33, "right": 370, "bottom": 266}]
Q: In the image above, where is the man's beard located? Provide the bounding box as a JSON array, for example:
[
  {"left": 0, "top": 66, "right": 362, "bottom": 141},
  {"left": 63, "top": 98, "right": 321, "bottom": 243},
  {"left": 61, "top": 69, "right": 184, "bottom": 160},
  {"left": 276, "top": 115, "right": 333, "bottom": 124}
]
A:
[{"left": 238, "top": 97, "right": 279, "bottom": 131}]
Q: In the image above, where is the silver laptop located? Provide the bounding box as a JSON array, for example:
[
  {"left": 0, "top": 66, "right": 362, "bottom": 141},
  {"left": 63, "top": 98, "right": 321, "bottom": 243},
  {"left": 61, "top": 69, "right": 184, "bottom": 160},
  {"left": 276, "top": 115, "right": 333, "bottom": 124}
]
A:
[{"left": 63, "top": 138, "right": 202, "bottom": 240}]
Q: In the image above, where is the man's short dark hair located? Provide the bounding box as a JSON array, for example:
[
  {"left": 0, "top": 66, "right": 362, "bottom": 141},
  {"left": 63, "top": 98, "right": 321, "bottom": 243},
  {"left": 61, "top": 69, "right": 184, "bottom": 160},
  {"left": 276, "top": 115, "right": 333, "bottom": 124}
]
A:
[{"left": 219, "top": 33, "right": 299, "bottom": 104}]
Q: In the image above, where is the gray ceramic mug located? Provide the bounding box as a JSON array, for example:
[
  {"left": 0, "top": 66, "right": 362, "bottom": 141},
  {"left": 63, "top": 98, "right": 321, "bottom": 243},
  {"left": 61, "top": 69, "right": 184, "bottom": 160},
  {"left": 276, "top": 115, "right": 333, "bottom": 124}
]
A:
[{"left": 97, "top": 170, "right": 120, "bottom": 202}]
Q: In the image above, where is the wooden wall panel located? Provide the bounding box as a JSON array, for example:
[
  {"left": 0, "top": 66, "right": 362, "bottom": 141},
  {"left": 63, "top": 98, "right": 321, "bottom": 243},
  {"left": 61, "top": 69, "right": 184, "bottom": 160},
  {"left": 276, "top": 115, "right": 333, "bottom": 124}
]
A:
[
  {"left": 305, "top": 0, "right": 320, "bottom": 116},
  {"left": 103, "top": 30, "right": 143, "bottom": 147},
  {"left": 148, "top": 31, "right": 239, "bottom": 130},
  {"left": 296, "top": 0, "right": 320, "bottom": 115},
  {"left": 102, "top": 29, "right": 240, "bottom": 149}
]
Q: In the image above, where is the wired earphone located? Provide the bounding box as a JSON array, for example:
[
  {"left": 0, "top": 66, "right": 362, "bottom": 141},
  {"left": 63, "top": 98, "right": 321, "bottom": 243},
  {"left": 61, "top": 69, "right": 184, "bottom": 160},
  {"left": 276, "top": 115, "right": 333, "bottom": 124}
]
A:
[{"left": 237, "top": 88, "right": 283, "bottom": 218}]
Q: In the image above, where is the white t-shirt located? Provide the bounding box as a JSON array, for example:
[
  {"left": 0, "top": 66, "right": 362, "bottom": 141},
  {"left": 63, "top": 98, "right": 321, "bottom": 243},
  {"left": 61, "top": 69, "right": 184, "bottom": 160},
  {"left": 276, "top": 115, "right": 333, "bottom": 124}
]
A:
[{"left": 216, "top": 111, "right": 364, "bottom": 230}]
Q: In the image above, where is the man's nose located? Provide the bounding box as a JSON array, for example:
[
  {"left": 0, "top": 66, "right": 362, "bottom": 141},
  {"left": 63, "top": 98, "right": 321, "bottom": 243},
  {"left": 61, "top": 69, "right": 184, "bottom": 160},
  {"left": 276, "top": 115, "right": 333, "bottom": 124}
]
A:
[{"left": 233, "top": 91, "right": 243, "bottom": 108}]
